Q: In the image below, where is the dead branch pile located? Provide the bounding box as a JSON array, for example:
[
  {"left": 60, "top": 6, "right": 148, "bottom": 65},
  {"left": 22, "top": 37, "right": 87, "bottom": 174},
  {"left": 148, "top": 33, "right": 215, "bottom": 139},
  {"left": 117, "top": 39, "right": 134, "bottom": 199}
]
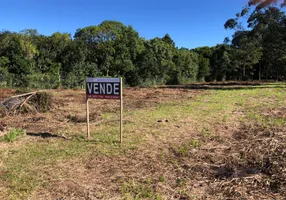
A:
[
  {"left": 0, "top": 91, "right": 52, "bottom": 116},
  {"left": 209, "top": 122, "right": 286, "bottom": 199}
]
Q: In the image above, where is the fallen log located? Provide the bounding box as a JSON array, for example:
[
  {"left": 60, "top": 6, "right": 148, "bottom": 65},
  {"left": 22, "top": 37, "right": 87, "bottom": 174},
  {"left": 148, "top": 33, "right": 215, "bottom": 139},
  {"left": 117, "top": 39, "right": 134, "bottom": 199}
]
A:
[{"left": 0, "top": 91, "right": 51, "bottom": 116}]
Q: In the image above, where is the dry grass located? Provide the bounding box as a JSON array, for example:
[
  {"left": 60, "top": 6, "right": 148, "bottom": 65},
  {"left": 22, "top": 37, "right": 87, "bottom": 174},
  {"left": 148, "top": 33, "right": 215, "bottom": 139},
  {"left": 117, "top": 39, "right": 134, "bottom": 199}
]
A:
[{"left": 0, "top": 82, "right": 285, "bottom": 199}]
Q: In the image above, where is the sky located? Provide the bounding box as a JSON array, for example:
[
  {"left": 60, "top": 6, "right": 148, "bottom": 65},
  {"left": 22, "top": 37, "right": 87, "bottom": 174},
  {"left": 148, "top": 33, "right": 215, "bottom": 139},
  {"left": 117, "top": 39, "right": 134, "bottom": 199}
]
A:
[{"left": 0, "top": 0, "right": 249, "bottom": 49}]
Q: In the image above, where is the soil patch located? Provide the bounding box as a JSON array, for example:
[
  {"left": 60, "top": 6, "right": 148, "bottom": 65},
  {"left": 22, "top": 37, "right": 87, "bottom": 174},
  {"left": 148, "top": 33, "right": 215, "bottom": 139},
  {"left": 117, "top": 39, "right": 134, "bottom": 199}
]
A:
[
  {"left": 263, "top": 107, "right": 286, "bottom": 119},
  {"left": 1, "top": 88, "right": 203, "bottom": 135}
]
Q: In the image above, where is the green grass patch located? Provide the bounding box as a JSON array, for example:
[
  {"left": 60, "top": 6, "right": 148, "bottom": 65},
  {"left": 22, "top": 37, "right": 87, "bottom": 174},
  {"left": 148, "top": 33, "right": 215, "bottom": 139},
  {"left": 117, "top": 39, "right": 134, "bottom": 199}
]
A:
[
  {"left": 176, "top": 139, "right": 202, "bottom": 157},
  {"left": 1, "top": 128, "right": 25, "bottom": 142},
  {"left": 120, "top": 179, "right": 155, "bottom": 199}
]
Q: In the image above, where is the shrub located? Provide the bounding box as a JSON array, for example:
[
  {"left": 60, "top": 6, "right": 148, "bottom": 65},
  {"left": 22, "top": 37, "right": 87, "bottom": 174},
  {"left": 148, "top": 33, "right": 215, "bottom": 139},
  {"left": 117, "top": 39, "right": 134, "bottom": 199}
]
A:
[{"left": 30, "top": 92, "right": 52, "bottom": 112}]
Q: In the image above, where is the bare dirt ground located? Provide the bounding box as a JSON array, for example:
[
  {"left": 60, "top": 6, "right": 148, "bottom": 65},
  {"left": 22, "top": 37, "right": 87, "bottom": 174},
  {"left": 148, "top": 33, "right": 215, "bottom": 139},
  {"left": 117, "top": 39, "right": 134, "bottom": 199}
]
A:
[
  {"left": 0, "top": 88, "right": 15, "bottom": 102},
  {"left": 1, "top": 87, "right": 201, "bottom": 135},
  {"left": 0, "top": 82, "right": 285, "bottom": 199}
]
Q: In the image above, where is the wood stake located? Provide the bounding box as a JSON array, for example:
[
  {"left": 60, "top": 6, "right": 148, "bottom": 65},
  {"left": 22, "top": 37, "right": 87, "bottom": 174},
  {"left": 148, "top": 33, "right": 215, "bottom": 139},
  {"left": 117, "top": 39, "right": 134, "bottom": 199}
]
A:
[
  {"left": 120, "top": 78, "right": 123, "bottom": 143},
  {"left": 86, "top": 98, "right": 90, "bottom": 140}
]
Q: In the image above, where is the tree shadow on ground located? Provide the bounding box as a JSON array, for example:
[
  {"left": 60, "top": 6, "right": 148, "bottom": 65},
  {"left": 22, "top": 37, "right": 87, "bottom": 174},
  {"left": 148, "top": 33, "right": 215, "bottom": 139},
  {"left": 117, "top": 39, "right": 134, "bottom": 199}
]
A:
[{"left": 27, "top": 132, "right": 68, "bottom": 139}]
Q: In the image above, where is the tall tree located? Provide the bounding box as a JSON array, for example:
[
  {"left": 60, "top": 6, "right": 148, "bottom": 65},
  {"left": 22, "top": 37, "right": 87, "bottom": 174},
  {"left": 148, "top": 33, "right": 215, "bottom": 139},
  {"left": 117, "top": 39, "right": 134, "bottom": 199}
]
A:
[
  {"left": 74, "top": 21, "right": 144, "bottom": 86},
  {"left": 224, "top": 0, "right": 285, "bottom": 80},
  {"left": 194, "top": 47, "right": 212, "bottom": 81}
]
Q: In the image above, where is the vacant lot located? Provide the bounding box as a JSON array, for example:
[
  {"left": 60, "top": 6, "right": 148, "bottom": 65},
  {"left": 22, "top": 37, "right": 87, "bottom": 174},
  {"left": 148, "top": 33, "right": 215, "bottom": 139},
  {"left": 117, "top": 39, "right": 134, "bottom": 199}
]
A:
[{"left": 0, "top": 82, "right": 286, "bottom": 199}]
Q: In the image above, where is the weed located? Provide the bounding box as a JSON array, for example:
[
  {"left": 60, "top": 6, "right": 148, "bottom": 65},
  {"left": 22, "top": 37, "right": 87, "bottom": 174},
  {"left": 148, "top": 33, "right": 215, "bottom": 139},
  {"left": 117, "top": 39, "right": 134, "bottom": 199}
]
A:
[
  {"left": 177, "top": 140, "right": 201, "bottom": 157},
  {"left": 155, "top": 194, "right": 162, "bottom": 200},
  {"left": 191, "top": 140, "right": 201, "bottom": 148},
  {"left": 159, "top": 176, "right": 165, "bottom": 182},
  {"left": 2, "top": 128, "right": 25, "bottom": 142},
  {"left": 176, "top": 178, "right": 186, "bottom": 187},
  {"left": 121, "top": 179, "right": 154, "bottom": 199},
  {"left": 178, "top": 146, "right": 189, "bottom": 157}
]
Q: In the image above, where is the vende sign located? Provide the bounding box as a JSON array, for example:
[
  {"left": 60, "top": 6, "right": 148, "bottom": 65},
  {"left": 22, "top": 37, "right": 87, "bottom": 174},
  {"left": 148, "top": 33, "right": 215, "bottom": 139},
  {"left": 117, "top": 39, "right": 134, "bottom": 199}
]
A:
[
  {"left": 85, "top": 77, "right": 123, "bottom": 142},
  {"left": 86, "top": 78, "right": 121, "bottom": 100}
]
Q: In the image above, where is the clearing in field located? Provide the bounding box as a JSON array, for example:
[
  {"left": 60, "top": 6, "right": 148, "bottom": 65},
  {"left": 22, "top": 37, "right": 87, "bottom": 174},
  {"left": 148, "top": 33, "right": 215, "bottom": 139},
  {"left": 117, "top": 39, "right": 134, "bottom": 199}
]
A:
[{"left": 0, "top": 82, "right": 286, "bottom": 199}]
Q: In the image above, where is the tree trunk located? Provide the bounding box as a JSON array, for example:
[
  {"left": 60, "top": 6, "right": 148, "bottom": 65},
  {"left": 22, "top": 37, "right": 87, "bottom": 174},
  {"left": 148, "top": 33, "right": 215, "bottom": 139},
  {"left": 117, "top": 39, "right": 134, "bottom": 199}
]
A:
[
  {"left": 222, "top": 75, "right": 226, "bottom": 82},
  {"left": 259, "top": 62, "right": 261, "bottom": 81},
  {"left": 266, "top": 65, "right": 268, "bottom": 81}
]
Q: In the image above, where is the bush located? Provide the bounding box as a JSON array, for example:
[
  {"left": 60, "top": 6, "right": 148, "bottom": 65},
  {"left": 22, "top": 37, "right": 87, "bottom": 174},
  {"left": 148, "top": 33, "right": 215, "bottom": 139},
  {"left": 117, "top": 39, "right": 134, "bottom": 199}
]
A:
[{"left": 30, "top": 92, "right": 52, "bottom": 113}]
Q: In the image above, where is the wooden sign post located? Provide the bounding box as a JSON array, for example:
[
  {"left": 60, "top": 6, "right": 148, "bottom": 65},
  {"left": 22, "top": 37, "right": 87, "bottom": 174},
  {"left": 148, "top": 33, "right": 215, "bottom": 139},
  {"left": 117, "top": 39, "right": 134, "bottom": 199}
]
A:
[
  {"left": 120, "top": 78, "right": 123, "bottom": 143},
  {"left": 86, "top": 78, "right": 123, "bottom": 143},
  {"left": 86, "top": 98, "right": 90, "bottom": 140}
]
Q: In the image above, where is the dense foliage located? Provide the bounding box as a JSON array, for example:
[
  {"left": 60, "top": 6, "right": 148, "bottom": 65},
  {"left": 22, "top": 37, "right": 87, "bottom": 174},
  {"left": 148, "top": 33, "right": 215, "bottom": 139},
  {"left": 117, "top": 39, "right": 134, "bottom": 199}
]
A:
[
  {"left": 0, "top": 0, "right": 285, "bottom": 88},
  {"left": 224, "top": 0, "right": 286, "bottom": 81}
]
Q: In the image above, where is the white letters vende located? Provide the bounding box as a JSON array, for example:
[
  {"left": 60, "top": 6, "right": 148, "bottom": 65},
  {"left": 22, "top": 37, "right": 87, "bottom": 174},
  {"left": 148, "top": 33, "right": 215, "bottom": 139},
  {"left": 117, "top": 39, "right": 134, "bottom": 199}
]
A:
[{"left": 86, "top": 78, "right": 121, "bottom": 100}]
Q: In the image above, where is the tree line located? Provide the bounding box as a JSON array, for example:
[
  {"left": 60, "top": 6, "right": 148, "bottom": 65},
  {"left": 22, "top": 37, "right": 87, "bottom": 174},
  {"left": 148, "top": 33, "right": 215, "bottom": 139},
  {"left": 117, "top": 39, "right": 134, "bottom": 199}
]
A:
[{"left": 0, "top": 0, "right": 285, "bottom": 89}]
